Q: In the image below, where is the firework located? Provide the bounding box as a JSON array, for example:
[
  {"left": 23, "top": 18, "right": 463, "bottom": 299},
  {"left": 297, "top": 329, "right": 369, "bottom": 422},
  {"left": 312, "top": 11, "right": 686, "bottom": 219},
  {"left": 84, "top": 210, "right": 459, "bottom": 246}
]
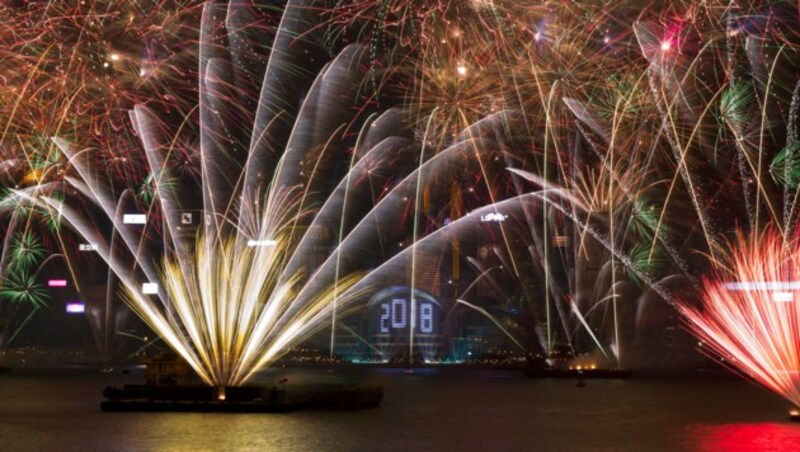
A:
[
  {"left": 0, "top": 0, "right": 208, "bottom": 349},
  {"left": 679, "top": 230, "right": 800, "bottom": 408},
  {"left": 495, "top": 1, "right": 800, "bottom": 369},
  {"left": 3, "top": 0, "right": 800, "bottom": 383},
  {"left": 6, "top": 0, "right": 524, "bottom": 386},
  {"left": 0, "top": 0, "right": 203, "bottom": 188},
  {"left": 0, "top": 228, "right": 53, "bottom": 347}
]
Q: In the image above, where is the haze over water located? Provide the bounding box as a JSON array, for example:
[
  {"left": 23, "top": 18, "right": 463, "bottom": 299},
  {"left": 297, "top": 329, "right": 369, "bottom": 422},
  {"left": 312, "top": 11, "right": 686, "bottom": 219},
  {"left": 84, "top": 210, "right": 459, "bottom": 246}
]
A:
[{"left": 1, "top": 368, "right": 799, "bottom": 451}]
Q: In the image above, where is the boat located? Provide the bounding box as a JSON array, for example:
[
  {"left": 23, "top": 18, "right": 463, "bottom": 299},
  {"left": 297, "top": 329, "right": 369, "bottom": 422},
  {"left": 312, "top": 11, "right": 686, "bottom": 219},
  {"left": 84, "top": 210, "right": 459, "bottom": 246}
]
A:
[{"left": 100, "top": 383, "right": 383, "bottom": 413}]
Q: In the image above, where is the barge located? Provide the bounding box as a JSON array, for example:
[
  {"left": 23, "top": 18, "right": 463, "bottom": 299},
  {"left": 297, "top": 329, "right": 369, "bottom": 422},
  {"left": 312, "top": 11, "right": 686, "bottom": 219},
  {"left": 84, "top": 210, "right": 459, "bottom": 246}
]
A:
[{"left": 101, "top": 383, "right": 383, "bottom": 412}]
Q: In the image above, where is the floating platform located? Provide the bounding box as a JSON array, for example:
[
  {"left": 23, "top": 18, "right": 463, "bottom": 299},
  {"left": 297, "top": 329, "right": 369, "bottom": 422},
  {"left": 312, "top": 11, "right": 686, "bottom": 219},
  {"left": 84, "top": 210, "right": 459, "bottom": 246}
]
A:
[
  {"left": 525, "top": 368, "right": 633, "bottom": 379},
  {"left": 790, "top": 409, "right": 800, "bottom": 422},
  {"left": 101, "top": 384, "right": 383, "bottom": 413}
]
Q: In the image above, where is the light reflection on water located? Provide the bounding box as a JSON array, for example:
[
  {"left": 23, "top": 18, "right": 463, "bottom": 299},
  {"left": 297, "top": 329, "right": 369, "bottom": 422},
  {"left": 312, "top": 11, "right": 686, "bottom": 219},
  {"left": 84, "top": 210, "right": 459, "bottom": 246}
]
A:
[
  {"left": 686, "top": 423, "right": 800, "bottom": 451},
  {"left": 1, "top": 367, "right": 799, "bottom": 451}
]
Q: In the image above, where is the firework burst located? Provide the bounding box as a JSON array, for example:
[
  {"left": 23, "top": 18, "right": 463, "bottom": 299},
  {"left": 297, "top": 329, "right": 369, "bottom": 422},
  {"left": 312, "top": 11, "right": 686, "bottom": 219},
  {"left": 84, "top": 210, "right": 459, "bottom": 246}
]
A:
[
  {"left": 0, "top": 0, "right": 203, "bottom": 187},
  {"left": 679, "top": 229, "right": 800, "bottom": 408}
]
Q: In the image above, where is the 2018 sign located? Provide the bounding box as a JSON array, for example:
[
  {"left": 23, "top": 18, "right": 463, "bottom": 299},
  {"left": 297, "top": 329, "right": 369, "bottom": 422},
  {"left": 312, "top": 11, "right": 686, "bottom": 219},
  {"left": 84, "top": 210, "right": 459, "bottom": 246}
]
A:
[{"left": 379, "top": 298, "right": 434, "bottom": 334}]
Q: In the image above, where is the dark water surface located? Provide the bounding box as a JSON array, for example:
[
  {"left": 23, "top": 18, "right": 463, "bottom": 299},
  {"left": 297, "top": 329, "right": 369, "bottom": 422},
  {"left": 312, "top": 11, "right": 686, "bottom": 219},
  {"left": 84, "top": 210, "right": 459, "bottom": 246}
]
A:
[{"left": 1, "top": 367, "right": 799, "bottom": 451}]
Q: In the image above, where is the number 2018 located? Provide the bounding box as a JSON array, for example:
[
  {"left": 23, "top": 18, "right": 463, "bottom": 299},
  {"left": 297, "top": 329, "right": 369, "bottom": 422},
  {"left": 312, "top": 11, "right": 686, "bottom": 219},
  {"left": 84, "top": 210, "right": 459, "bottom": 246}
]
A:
[{"left": 380, "top": 299, "right": 433, "bottom": 333}]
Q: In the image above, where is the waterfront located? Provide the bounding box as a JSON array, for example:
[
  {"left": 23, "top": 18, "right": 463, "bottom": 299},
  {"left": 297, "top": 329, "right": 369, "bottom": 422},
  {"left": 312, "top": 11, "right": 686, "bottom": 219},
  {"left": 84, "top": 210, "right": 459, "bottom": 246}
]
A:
[{"left": 1, "top": 368, "right": 799, "bottom": 451}]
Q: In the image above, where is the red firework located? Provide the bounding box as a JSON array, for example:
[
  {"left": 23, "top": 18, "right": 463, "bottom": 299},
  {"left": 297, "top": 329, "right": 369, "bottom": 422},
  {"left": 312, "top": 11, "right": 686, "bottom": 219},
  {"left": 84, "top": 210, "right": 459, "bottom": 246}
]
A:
[{"left": 679, "top": 229, "right": 800, "bottom": 408}]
